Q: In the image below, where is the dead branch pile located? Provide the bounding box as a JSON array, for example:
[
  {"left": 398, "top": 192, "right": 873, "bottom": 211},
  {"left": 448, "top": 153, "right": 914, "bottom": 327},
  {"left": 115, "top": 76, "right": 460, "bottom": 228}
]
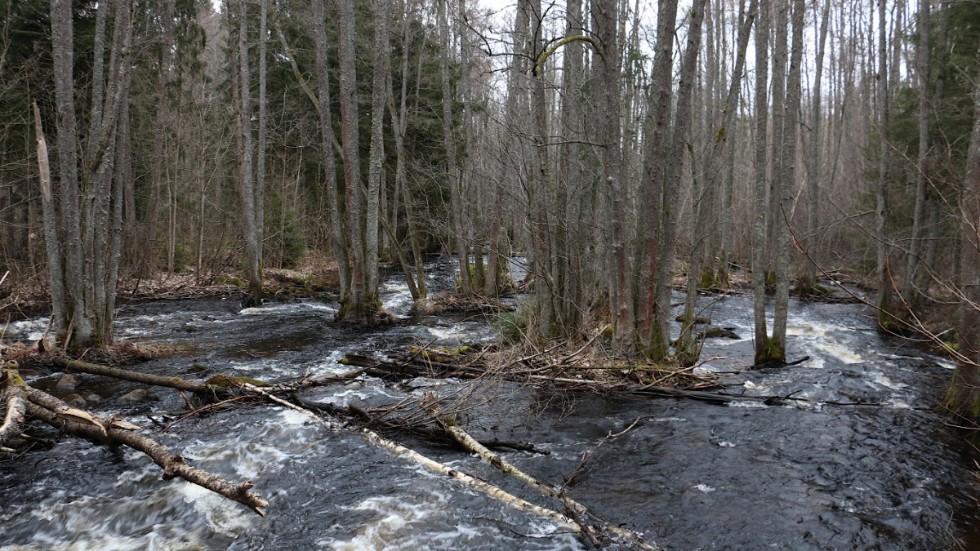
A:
[{"left": 1, "top": 350, "right": 672, "bottom": 548}]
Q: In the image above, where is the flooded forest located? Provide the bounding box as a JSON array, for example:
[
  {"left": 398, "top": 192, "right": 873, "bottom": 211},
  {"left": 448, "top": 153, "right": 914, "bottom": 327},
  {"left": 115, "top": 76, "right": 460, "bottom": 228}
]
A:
[{"left": 1, "top": 0, "right": 979, "bottom": 548}]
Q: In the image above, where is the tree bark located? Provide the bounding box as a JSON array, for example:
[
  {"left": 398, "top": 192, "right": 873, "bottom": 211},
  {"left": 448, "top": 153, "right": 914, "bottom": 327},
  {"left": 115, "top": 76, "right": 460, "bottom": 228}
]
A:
[
  {"left": 366, "top": 0, "right": 391, "bottom": 298},
  {"left": 23, "top": 389, "right": 268, "bottom": 515},
  {"left": 237, "top": 0, "right": 263, "bottom": 307},
  {"left": 640, "top": 0, "right": 680, "bottom": 359},
  {"left": 751, "top": 0, "right": 771, "bottom": 362},
  {"left": 948, "top": 47, "right": 980, "bottom": 420},
  {"left": 801, "top": 0, "right": 831, "bottom": 292},
  {"left": 310, "top": 0, "right": 350, "bottom": 303},
  {"left": 904, "top": 0, "right": 931, "bottom": 304}
]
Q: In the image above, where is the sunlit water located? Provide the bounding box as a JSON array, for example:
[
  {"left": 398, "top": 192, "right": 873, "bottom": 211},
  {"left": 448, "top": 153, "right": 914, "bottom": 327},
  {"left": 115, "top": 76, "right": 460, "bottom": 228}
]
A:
[{"left": 1, "top": 265, "right": 978, "bottom": 550}]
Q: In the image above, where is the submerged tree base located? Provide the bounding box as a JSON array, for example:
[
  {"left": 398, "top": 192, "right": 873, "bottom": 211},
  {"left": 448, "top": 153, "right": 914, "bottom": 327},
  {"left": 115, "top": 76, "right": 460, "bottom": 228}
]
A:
[
  {"left": 754, "top": 336, "right": 786, "bottom": 367},
  {"left": 336, "top": 293, "right": 392, "bottom": 326}
]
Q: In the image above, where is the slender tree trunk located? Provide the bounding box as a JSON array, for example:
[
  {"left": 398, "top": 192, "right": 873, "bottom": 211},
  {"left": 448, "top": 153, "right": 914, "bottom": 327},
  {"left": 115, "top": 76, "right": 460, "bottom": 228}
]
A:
[
  {"left": 593, "top": 0, "right": 631, "bottom": 351},
  {"left": 237, "top": 0, "right": 262, "bottom": 307},
  {"left": 801, "top": 0, "right": 831, "bottom": 292},
  {"left": 876, "top": 0, "right": 894, "bottom": 331},
  {"left": 659, "top": 0, "right": 707, "bottom": 363},
  {"left": 904, "top": 0, "right": 930, "bottom": 305},
  {"left": 366, "top": 0, "right": 391, "bottom": 301},
  {"left": 311, "top": 0, "right": 349, "bottom": 303},
  {"left": 769, "top": 0, "right": 805, "bottom": 359},
  {"left": 640, "top": 0, "right": 679, "bottom": 359},
  {"left": 751, "top": 0, "right": 771, "bottom": 362},
  {"left": 438, "top": 0, "right": 470, "bottom": 294},
  {"left": 256, "top": 0, "right": 268, "bottom": 279},
  {"left": 671, "top": 0, "right": 710, "bottom": 365},
  {"left": 336, "top": 0, "right": 372, "bottom": 321},
  {"left": 947, "top": 47, "right": 980, "bottom": 420},
  {"left": 388, "top": 0, "right": 427, "bottom": 307}
]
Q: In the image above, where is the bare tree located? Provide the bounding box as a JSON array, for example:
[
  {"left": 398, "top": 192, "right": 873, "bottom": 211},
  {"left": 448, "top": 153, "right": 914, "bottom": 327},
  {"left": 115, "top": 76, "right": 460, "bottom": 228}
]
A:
[
  {"left": 40, "top": 0, "right": 133, "bottom": 349},
  {"left": 439, "top": 0, "right": 470, "bottom": 294},
  {"left": 366, "top": 0, "right": 392, "bottom": 297},
  {"left": 800, "top": 0, "right": 831, "bottom": 293},
  {"left": 948, "top": 47, "right": 980, "bottom": 420},
  {"left": 237, "top": 0, "right": 264, "bottom": 307},
  {"left": 751, "top": 0, "right": 770, "bottom": 362},
  {"left": 904, "top": 0, "right": 930, "bottom": 304},
  {"left": 875, "top": 0, "right": 894, "bottom": 331},
  {"left": 639, "top": 0, "right": 679, "bottom": 360},
  {"left": 662, "top": 0, "right": 707, "bottom": 364}
]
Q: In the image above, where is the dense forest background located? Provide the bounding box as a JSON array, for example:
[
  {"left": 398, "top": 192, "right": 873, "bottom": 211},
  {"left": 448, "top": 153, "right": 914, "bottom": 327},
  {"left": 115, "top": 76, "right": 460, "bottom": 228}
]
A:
[{"left": 0, "top": 0, "right": 978, "bottom": 418}]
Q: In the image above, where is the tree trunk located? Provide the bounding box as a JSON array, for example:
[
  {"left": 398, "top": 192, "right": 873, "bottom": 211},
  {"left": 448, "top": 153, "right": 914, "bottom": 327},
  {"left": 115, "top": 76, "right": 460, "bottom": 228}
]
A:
[
  {"left": 44, "top": 0, "right": 133, "bottom": 350},
  {"left": 801, "top": 0, "right": 831, "bottom": 292},
  {"left": 237, "top": 0, "right": 262, "bottom": 307},
  {"left": 336, "top": 0, "right": 382, "bottom": 323},
  {"left": 640, "top": 0, "right": 679, "bottom": 360},
  {"left": 769, "top": 0, "right": 805, "bottom": 360},
  {"left": 438, "top": 0, "right": 470, "bottom": 294},
  {"left": 593, "top": 0, "right": 631, "bottom": 351},
  {"left": 660, "top": 0, "right": 707, "bottom": 363},
  {"left": 947, "top": 48, "right": 980, "bottom": 420},
  {"left": 875, "top": 0, "right": 894, "bottom": 331},
  {"left": 311, "top": 0, "right": 350, "bottom": 303},
  {"left": 751, "top": 0, "right": 771, "bottom": 362},
  {"left": 366, "top": 0, "right": 391, "bottom": 299},
  {"left": 904, "top": 0, "right": 930, "bottom": 305}
]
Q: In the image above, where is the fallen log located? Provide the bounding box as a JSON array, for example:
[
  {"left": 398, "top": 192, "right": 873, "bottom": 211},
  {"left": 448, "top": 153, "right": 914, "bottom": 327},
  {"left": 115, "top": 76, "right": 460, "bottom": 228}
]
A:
[
  {"left": 51, "top": 356, "right": 212, "bottom": 393},
  {"left": 241, "top": 384, "right": 620, "bottom": 547},
  {"left": 23, "top": 386, "right": 268, "bottom": 515},
  {"left": 0, "top": 378, "right": 27, "bottom": 449},
  {"left": 422, "top": 395, "right": 660, "bottom": 550}
]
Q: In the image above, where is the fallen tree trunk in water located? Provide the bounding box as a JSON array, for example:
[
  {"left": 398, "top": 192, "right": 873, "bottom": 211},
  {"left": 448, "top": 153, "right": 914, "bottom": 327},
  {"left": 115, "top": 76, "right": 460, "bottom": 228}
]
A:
[
  {"left": 242, "top": 384, "right": 661, "bottom": 550},
  {"left": 14, "top": 379, "right": 268, "bottom": 515},
  {"left": 422, "top": 394, "right": 660, "bottom": 550}
]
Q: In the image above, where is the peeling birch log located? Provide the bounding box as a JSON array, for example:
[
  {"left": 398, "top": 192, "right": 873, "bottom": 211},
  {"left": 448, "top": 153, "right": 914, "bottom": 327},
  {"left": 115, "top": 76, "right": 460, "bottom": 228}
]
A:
[
  {"left": 24, "top": 388, "right": 268, "bottom": 515},
  {"left": 241, "top": 385, "right": 585, "bottom": 537},
  {"left": 0, "top": 387, "right": 27, "bottom": 447},
  {"left": 423, "top": 397, "right": 661, "bottom": 550},
  {"left": 0, "top": 368, "right": 28, "bottom": 447}
]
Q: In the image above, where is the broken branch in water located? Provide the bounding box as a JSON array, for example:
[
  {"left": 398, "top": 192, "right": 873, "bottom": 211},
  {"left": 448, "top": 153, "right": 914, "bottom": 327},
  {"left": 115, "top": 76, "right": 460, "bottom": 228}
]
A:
[
  {"left": 19, "top": 384, "right": 268, "bottom": 515},
  {"left": 422, "top": 393, "right": 661, "bottom": 550}
]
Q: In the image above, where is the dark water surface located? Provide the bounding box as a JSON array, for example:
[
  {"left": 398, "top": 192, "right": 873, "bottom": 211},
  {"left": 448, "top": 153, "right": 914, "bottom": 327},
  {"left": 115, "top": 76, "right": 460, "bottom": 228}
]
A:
[{"left": 1, "top": 264, "right": 978, "bottom": 550}]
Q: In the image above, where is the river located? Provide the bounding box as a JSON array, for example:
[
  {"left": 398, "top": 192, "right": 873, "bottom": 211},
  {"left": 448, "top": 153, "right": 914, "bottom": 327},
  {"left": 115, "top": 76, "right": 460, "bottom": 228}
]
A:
[{"left": 1, "top": 260, "right": 978, "bottom": 550}]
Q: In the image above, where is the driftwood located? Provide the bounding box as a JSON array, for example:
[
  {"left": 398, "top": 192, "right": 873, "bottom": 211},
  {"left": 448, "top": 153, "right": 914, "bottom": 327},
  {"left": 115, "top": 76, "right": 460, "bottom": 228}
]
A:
[
  {"left": 240, "top": 384, "right": 593, "bottom": 541},
  {"left": 52, "top": 356, "right": 214, "bottom": 393},
  {"left": 16, "top": 381, "right": 268, "bottom": 515},
  {"left": 422, "top": 395, "right": 660, "bottom": 550},
  {"left": 0, "top": 371, "right": 27, "bottom": 450}
]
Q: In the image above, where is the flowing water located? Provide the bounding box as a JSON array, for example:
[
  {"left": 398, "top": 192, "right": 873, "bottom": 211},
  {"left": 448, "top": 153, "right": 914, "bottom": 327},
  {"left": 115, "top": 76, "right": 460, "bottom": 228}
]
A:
[{"left": 1, "top": 261, "right": 978, "bottom": 550}]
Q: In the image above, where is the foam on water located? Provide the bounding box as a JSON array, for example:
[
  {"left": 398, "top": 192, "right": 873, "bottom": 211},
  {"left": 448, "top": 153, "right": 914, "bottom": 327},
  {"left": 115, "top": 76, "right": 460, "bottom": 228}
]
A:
[
  {"left": 814, "top": 342, "right": 863, "bottom": 364},
  {"left": 870, "top": 370, "right": 907, "bottom": 390},
  {"left": 3, "top": 317, "right": 49, "bottom": 342},
  {"left": 324, "top": 494, "right": 441, "bottom": 550},
  {"left": 240, "top": 301, "right": 336, "bottom": 316}
]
